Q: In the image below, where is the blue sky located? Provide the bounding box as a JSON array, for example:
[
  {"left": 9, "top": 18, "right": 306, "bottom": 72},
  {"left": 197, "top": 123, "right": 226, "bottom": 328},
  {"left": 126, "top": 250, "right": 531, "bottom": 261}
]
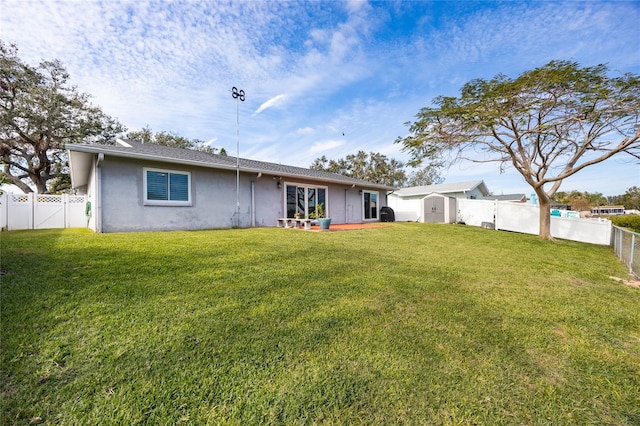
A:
[{"left": 2, "top": 0, "right": 639, "bottom": 196}]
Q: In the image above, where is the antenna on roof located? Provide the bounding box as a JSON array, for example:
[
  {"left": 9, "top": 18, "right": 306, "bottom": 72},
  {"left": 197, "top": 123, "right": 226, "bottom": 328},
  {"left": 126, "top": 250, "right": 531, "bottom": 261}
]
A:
[{"left": 232, "top": 86, "right": 245, "bottom": 228}]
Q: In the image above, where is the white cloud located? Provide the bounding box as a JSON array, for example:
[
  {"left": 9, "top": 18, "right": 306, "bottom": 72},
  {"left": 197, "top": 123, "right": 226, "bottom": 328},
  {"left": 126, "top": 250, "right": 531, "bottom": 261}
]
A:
[
  {"left": 295, "top": 127, "right": 316, "bottom": 136},
  {"left": 254, "top": 94, "right": 288, "bottom": 115},
  {"left": 310, "top": 139, "right": 345, "bottom": 154},
  {"left": 1, "top": 0, "right": 638, "bottom": 195}
]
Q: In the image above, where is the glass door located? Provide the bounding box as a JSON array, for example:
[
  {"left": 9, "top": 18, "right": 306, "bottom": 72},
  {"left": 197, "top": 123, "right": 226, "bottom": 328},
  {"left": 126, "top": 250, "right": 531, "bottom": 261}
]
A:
[
  {"left": 285, "top": 184, "right": 328, "bottom": 218},
  {"left": 363, "top": 191, "right": 378, "bottom": 220}
]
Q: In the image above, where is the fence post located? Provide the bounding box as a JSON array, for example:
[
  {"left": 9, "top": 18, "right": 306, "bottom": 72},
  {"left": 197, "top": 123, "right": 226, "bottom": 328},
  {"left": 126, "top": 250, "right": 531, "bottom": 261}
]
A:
[
  {"left": 0, "top": 193, "right": 7, "bottom": 230},
  {"left": 618, "top": 227, "right": 623, "bottom": 258},
  {"left": 63, "top": 194, "right": 68, "bottom": 228},
  {"left": 29, "top": 193, "right": 34, "bottom": 230},
  {"left": 631, "top": 233, "right": 636, "bottom": 275}
]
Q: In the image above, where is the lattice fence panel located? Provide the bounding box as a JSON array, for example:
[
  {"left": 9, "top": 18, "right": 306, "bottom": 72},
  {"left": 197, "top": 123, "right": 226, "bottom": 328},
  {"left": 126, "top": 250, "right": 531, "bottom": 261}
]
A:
[{"left": 37, "top": 194, "right": 65, "bottom": 203}]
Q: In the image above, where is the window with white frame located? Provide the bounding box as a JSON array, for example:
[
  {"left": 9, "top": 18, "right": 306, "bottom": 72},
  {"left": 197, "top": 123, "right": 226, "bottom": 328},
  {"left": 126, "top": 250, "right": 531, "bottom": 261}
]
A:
[
  {"left": 285, "top": 183, "right": 327, "bottom": 218},
  {"left": 144, "top": 168, "right": 192, "bottom": 206},
  {"left": 363, "top": 190, "right": 378, "bottom": 220}
]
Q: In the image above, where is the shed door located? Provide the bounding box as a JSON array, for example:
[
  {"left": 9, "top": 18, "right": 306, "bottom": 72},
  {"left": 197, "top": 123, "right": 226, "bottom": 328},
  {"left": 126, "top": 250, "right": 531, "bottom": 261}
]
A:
[{"left": 424, "top": 197, "right": 444, "bottom": 223}]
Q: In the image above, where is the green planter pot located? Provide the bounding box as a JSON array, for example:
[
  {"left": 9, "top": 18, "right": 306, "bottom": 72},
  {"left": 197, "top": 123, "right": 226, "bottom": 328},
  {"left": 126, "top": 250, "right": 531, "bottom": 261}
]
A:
[{"left": 318, "top": 218, "right": 332, "bottom": 230}]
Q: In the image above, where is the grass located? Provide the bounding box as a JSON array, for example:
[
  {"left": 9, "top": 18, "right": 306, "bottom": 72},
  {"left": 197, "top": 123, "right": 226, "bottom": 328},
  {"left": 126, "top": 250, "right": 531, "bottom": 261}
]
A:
[{"left": 1, "top": 223, "right": 639, "bottom": 425}]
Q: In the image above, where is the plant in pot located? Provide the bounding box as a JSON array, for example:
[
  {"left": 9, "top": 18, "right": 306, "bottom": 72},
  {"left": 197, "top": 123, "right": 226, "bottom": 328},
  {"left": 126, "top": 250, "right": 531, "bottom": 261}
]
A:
[{"left": 309, "top": 203, "right": 331, "bottom": 230}]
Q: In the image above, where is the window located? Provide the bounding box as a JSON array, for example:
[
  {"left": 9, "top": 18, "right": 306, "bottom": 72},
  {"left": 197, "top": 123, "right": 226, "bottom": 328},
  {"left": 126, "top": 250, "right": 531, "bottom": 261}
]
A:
[
  {"left": 363, "top": 191, "right": 378, "bottom": 220},
  {"left": 285, "top": 184, "right": 327, "bottom": 218},
  {"left": 144, "top": 168, "right": 191, "bottom": 206}
]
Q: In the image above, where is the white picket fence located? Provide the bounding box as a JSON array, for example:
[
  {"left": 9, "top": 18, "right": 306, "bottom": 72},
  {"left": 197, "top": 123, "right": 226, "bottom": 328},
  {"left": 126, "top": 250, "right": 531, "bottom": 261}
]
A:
[
  {"left": 0, "top": 193, "right": 87, "bottom": 231},
  {"left": 457, "top": 199, "right": 612, "bottom": 245}
]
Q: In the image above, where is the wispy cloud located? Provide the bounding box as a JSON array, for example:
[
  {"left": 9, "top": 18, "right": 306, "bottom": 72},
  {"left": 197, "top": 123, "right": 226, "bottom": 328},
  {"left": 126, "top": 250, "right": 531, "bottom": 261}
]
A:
[
  {"left": 254, "top": 94, "right": 288, "bottom": 115},
  {"left": 310, "top": 139, "right": 346, "bottom": 154},
  {"left": 1, "top": 0, "right": 638, "bottom": 194},
  {"left": 295, "top": 127, "right": 316, "bottom": 136}
]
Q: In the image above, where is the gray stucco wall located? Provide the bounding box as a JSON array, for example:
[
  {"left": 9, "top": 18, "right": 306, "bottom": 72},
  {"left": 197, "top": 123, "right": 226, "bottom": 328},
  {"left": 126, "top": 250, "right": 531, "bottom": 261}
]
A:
[{"left": 97, "top": 156, "right": 388, "bottom": 232}]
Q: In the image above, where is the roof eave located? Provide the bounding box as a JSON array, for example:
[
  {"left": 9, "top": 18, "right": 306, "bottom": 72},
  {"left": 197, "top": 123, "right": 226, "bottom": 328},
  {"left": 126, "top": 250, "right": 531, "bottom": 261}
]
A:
[{"left": 66, "top": 144, "right": 394, "bottom": 191}]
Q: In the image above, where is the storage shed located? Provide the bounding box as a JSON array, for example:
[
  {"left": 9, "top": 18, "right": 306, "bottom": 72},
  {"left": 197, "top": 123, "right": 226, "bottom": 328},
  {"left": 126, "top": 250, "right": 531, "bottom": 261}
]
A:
[
  {"left": 420, "top": 193, "right": 457, "bottom": 224},
  {"left": 388, "top": 180, "right": 489, "bottom": 222}
]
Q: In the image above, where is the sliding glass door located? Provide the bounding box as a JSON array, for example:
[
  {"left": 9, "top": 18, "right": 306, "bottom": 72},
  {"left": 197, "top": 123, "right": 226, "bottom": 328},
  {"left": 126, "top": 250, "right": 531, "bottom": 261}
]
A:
[
  {"left": 363, "top": 190, "right": 378, "bottom": 220},
  {"left": 286, "top": 184, "right": 327, "bottom": 218}
]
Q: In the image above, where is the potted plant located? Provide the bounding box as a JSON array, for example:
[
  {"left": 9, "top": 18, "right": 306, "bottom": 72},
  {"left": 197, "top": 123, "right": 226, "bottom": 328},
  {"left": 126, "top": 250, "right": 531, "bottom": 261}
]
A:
[{"left": 310, "top": 203, "right": 331, "bottom": 230}]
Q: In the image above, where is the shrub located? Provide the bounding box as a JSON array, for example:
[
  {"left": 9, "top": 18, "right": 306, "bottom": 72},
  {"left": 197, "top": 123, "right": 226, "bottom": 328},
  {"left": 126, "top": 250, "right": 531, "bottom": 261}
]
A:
[{"left": 610, "top": 214, "right": 640, "bottom": 232}]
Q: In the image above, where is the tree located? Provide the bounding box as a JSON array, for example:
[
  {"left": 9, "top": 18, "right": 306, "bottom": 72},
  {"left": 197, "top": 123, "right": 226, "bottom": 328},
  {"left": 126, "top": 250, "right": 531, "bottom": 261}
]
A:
[
  {"left": 553, "top": 190, "right": 607, "bottom": 211},
  {"left": 619, "top": 186, "right": 640, "bottom": 210},
  {"left": 0, "top": 42, "right": 124, "bottom": 193},
  {"left": 126, "top": 126, "right": 227, "bottom": 155},
  {"left": 310, "top": 151, "right": 407, "bottom": 187},
  {"left": 396, "top": 61, "right": 640, "bottom": 239},
  {"left": 406, "top": 164, "right": 445, "bottom": 187}
]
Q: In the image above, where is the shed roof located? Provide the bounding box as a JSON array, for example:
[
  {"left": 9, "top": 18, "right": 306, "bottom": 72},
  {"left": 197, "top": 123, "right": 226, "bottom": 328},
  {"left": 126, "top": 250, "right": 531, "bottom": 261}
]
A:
[
  {"left": 67, "top": 139, "right": 396, "bottom": 191},
  {"left": 393, "top": 180, "right": 490, "bottom": 197}
]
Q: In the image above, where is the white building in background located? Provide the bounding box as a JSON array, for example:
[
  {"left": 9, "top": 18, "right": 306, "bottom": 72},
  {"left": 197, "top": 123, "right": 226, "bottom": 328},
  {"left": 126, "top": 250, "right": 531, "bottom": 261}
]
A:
[
  {"left": 591, "top": 205, "right": 625, "bottom": 216},
  {"left": 388, "top": 180, "right": 490, "bottom": 222}
]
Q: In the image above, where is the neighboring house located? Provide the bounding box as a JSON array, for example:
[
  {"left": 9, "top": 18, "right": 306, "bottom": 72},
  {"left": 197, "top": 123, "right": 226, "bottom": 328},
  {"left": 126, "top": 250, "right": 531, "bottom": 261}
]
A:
[
  {"left": 388, "top": 180, "right": 490, "bottom": 222},
  {"left": 67, "top": 139, "right": 395, "bottom": 232},
  {"left": 591, "top": 205, "right": 625, "bottom": 216}
]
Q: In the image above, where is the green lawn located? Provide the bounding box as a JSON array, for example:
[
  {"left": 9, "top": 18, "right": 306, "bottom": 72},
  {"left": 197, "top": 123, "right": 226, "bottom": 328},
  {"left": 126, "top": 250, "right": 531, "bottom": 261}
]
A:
[{"left": 1, "top": 223, "right": 639, "bottom": 425}]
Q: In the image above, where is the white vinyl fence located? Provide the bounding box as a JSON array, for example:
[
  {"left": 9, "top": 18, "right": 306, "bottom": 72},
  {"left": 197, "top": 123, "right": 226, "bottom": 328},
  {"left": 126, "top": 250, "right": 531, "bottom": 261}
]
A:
[
  {"left": 0, "top": 193, "right": 87, "bottom": 231},
  {"left": 457, "top": 199, "right": 612, "bottom": 245}
]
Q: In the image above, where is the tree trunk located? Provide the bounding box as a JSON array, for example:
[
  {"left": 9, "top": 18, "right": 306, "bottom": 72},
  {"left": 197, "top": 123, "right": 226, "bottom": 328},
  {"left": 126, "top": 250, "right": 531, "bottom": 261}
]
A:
[
  {"left": 536, "top": 188, "right": 553, "bottom": 240},
  {"left": 1, "top": 173, "right": 34, "bottom": 194},
  {"left": 33, "top": 174, "right": 48, "bottom": 194}
]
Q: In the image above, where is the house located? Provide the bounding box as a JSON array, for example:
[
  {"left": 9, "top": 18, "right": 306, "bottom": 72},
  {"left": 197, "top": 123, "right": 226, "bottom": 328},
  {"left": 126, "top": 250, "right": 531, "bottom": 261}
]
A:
[
  {"left": 591, "top": 205, "right": 625, "bottom": 216},
  {"left": 387, "top": 180, "right": 490, "bottom": 222},
  {"left": 67, "top": 139, "right": 395, "bottom": 232}
]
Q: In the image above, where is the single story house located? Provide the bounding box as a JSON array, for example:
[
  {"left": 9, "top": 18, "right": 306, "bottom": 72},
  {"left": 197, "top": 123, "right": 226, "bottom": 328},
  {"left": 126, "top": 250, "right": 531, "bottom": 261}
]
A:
[
  {"left": 387, "top": 180, "right": 490, "bottom": 222},
  {"left": 67, "top": 139, "right": 395, "bottom": 232},
  {"left": 591, "top": 205, "right": 625, "bottom": 216}
]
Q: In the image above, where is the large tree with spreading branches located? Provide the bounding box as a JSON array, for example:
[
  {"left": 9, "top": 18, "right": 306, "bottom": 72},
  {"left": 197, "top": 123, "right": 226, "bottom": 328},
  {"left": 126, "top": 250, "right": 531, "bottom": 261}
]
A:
[
  {"left": 126, "top": 126, "right": 227, "bottom": 155},
  {"left": 396, "top": 60, "right": 640, "bottom": 239},
  {"left": 310, "top": 151, "right": 408, "bottom": 188},
  {"left": 0, "top": 42, "right": 124, "bottom": 193}
]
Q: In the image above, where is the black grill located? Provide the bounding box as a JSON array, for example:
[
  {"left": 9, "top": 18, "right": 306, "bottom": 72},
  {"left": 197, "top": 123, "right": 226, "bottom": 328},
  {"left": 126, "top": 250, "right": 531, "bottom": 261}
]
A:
[{"left": 380, "top": 206, "right": 395, "bottom": 222}]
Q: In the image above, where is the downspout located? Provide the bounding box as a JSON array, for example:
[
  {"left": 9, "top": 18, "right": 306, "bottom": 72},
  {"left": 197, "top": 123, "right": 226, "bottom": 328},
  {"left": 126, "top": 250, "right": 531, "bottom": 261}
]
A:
[
  {"left": 345, "top": 189, "right": 348, "bottom": 224},
  {"left": 251, "top": 172, "right": 262, "bottom": 227},
  {"left": 96, "top": 153, "right": 104, "bottom": 233}
]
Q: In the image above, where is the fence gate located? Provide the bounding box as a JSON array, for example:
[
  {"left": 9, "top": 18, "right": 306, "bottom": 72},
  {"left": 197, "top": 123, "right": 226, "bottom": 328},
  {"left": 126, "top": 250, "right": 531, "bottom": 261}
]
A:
[
  {"left": 0, "top": 193, "right": 87, "bottom": 231},
  {"left": 34, "top": 194, "right": 65, "bottom": 229}
]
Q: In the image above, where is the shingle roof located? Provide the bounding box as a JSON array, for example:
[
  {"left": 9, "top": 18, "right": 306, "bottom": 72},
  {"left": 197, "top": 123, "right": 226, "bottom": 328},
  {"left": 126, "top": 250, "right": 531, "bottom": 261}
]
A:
[
  {"left": 394, "top": 180, "right": 489, "bottom": 197},
  {"left": 67, "top": 139, "right": 395, "bottom": 190}
]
